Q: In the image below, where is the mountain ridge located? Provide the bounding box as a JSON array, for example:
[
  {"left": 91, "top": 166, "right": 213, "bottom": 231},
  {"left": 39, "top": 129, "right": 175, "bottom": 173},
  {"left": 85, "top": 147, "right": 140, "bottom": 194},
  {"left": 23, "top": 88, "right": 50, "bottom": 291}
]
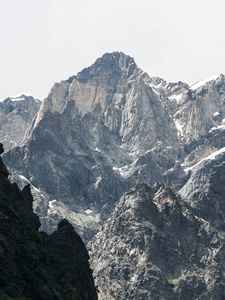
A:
[{"left": 3, "top": 52, "right": 225, "bottom": 244}]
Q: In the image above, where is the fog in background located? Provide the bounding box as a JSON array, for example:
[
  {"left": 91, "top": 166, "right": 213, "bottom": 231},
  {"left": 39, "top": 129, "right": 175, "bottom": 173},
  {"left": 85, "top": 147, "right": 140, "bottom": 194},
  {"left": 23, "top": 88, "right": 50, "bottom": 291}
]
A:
[{"left": 1, "top": 0, "right": 225, "bottom": 100}]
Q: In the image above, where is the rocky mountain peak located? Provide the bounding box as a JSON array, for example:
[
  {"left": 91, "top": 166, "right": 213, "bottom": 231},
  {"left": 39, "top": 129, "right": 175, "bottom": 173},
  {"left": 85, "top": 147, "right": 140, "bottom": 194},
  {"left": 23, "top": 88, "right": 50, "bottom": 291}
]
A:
[
  {"left": 76, "top": 51, "right": 138, "bottom": 83},
  {"left": 34, "top": 52, "right": 144, "bottom": 122}
]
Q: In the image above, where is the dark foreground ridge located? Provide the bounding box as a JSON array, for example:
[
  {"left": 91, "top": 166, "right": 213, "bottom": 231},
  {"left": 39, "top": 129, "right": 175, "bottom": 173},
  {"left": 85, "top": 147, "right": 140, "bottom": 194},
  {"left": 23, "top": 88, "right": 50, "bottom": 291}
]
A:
[{"left": 0, "top": 146, "right": 97, "bottom": 300}]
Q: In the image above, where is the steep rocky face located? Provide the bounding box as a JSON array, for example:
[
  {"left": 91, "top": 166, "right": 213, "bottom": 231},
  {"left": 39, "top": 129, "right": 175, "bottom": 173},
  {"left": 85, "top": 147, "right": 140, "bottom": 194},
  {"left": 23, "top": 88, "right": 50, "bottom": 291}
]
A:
[
  {"left": 34, "top": 52, "right": 179, "bottom": 156},
  {"left": 34, "top": 52, "right": 143, "bottom": 118},
  {"left": 0, "top": 94, "right": 41, "bottom": 151},
  {"left": 0, "top": 149, "right": 97, "bottom": 300},
  {"left": 89, "top": 183, "right": 225, "bottom": 300}
]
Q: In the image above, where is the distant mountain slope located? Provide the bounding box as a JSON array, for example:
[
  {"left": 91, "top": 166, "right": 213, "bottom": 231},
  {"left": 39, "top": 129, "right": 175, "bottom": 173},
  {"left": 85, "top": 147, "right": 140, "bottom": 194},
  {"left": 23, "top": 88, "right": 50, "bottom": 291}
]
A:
[
  {"left": 0, "top": 94, "right": 41, "bottom": 151},
  {"left": 0, "top": 146, "right": 97, "bottom": 300}
]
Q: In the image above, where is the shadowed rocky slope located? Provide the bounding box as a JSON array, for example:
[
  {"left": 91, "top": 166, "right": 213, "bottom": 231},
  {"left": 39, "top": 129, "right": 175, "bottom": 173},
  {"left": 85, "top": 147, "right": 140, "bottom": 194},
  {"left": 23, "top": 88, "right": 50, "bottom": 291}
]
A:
[
  {"left": 0, "top": 146, "right": 97, "bottom": 300},
  {"left": 89, "top": 171, "right": 225, "bottom": 299}
]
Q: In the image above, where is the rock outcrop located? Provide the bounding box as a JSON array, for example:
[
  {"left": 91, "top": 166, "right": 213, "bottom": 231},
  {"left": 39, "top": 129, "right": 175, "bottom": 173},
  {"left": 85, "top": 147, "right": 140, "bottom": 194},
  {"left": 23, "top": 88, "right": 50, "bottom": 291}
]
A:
[
  {"left": 89, "top": 182, "right": 225, "bottom": 299},
  {"left": 0, "top": 148, "right": 97, "bottom": 299}
]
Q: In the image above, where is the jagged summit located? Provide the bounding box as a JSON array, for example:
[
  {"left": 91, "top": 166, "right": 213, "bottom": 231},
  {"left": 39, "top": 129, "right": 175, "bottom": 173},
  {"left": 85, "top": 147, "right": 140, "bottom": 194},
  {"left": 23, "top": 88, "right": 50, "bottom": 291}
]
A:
[
  {"left": 76, "top": 51, "right": 138, "bottom": 82},
  {"left": 66, "top": 52, "right": 138, "bottom": 86},
  {"left": 35, "top": 51, "right": 146, "bottom": 120}
]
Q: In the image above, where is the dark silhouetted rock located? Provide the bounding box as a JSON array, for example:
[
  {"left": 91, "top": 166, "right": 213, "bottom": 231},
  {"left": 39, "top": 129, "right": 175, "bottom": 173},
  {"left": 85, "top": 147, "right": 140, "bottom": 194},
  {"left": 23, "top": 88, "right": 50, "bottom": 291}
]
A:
[{"left": 0, "top": 154, "right": 97, "bottom": 299}]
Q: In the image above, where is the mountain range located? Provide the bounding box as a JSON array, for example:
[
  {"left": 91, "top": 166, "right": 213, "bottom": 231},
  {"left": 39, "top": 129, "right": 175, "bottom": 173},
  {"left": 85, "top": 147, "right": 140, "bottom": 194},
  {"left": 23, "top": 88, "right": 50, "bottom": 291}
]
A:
[{"left": 2, "top": 52, "right": 225, "bottom": 298}]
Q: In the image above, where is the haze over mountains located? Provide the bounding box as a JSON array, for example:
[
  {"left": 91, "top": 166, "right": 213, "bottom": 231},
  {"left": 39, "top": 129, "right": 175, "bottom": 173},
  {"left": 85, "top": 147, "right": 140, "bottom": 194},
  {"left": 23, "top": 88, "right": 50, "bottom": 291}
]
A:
[{"left": 2, "top": 52, "right": 225, "bottom": 298}]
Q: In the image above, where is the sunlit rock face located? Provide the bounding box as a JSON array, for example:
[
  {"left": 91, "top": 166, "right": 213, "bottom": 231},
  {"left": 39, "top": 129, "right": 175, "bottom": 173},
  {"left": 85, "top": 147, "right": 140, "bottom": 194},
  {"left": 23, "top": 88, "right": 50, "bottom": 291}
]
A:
[
  {"left": 3, "top": 52, "right": 225, "bottom": 243},
  {"left": 0, "top": 94, "right": 41, "bottom": 151}
]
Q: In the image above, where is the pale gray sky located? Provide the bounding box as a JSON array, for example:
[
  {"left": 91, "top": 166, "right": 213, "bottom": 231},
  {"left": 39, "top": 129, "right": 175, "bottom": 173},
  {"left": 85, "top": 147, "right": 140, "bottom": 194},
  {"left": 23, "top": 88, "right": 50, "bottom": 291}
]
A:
[{"left": 1, "top": 0, "right": 225, "bottom": 100}]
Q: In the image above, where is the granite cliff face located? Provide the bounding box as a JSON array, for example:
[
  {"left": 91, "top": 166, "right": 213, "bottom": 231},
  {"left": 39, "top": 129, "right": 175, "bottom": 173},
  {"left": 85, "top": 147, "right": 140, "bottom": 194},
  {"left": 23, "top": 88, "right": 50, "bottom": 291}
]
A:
[
  {"left": 0, "top": 94, "right": 41, "bottom": 151},
  {"left": 89, "top": 179, "right": 225, "bottom": 299},
  {"left": 0, "top": 147, "right": 97, "bottom": 299},
  {"left": 3, "top": 52, "right": 225, "bottom": 243}
]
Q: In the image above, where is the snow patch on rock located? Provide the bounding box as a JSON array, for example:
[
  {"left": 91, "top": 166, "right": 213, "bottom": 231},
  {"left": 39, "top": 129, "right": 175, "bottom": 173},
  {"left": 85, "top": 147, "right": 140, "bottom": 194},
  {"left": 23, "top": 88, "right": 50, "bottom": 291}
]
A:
[{"left": 190, "top": 74, "right": 220, "bottom": 90}]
